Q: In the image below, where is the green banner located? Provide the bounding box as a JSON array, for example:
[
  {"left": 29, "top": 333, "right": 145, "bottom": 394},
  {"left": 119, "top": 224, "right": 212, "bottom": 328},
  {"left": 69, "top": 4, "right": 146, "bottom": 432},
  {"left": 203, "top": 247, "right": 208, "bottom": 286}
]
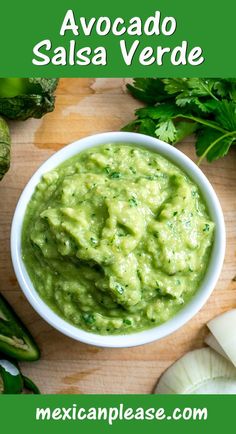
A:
[
  {"left": 1, "top": 394, "right": 235, "bottom": 433},
  {"left": 0, "top": 0, "right": 235, "bottom": 77},
  {"left": 1, "top": 2, "right": 236, "bottom": 434}
]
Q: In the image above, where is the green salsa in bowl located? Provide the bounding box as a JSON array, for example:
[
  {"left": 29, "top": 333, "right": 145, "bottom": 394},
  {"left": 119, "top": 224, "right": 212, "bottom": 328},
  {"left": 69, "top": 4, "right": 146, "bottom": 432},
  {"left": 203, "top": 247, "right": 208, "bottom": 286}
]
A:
[{"left": 11, "top": 132, "right": 225, "bottom": 347}]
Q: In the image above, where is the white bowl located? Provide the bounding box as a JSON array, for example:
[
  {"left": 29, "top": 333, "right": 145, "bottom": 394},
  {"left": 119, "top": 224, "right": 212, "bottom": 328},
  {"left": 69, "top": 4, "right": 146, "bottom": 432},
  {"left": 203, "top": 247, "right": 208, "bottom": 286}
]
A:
[{"left": 11, "top": 132, "right": 225, "bottom": 348}]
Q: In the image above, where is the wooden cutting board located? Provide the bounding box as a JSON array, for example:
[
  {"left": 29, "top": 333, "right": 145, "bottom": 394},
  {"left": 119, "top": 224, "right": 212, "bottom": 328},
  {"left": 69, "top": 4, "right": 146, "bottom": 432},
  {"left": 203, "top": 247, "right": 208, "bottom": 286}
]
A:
[{"left": 0, "top": 78, "right": 235, "bottom": 394}]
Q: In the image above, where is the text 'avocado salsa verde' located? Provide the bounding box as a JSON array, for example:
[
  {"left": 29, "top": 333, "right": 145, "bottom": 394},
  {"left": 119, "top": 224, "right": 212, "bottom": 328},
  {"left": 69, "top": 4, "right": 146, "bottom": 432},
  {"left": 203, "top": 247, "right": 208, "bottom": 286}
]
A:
[{"left": 22, "top": 144, "right": 214, "bottom": 334}]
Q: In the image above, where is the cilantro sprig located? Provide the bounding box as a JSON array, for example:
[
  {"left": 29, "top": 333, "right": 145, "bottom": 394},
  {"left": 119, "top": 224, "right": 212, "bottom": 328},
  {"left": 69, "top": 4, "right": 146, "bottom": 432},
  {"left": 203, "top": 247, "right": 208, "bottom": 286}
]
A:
[{"left": 122, "top": 78, "right": 236, "bottom": 163}]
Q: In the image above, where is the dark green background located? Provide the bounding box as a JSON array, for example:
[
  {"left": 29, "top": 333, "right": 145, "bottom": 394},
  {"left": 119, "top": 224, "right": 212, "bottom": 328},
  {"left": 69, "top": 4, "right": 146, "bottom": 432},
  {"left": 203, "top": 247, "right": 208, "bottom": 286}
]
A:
[
  {"left": 0, "top": 0, "right": 235, "bottom": 76},
  {"left": 0, "top": 394, "right": 235, "bottom": 433}
]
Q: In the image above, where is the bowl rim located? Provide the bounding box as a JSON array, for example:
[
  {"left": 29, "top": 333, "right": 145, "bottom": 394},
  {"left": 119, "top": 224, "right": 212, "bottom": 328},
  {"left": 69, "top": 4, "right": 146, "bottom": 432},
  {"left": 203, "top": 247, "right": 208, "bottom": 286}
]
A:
[{"left": 10, "top": 131, "right": 226, "bottom": 348}]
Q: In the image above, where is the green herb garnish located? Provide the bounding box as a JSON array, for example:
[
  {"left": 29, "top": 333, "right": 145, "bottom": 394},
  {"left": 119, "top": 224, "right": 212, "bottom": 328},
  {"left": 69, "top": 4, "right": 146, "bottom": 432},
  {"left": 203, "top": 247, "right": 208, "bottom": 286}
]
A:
[
  {"left": 122, "top": 78, "right": 236, "bottom": 163},
  {"left": 110, "top": 171, "right": 121, "bottom": 179},
  {"left": 115, "top": 283, "right": 124, "bottom": 294},
  {"left": 123, "top": 319, "right": 132, "bottom": 325},
  {"left": 129, "top": 196, "right": 138, "bottom": 207},
  {"left": 83, "top": 313, "right": 95, "bottom": 324}
]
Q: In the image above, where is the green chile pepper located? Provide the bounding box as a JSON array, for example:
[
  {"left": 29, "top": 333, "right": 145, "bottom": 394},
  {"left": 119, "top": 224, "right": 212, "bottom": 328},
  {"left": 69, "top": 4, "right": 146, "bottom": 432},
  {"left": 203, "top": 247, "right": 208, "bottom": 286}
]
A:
[
  {"left": 0, "top": 294, "right": 40, "bottom": 361},
  {"left": 23, "top": 375, "right": 41, "bottom": 394},
  {"left": 0, "top": 116, "right": 10, "bottom": 181},
  {"left": 0, "top": 359, "right": 23, "bottom": 394}
]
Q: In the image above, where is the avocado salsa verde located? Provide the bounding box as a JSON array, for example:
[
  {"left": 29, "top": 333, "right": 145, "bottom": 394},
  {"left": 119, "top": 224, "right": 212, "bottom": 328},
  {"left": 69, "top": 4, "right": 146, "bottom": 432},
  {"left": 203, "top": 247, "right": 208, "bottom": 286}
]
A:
[{"left": 22, "top": 144, "right": 214, "bottom": 335}]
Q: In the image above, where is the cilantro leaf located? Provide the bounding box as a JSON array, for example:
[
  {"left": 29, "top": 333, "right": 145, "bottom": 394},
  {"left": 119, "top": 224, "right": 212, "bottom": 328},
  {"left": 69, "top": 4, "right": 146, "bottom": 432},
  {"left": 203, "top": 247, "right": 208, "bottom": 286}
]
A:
[
  {"left": 121, "top": 118, "right": 156, "bottom": 136},
  {"left": 174, "top": 121, "right": 198, "bottom": 143},
  {"left": 162, "top": 78, "right": 190, "bottom": 95},
  {"left": 126, "top": 78, "right": 171, "bottom": 104},
  {"left": 155, "top": 120, "right": 177, "bottom": 143},
  {"left": 196, "top": 127, "right": 236, "bottom": 162},
  {"left": 176, "top": 96, "right": 210, "bottom": 113},
  {"left": 213, "top": 78, "right": 236, "bottom": 100},
  {"left": 163, "top": 78, "right": 218, "bottom": 100},
  {"left": 135, "top": 104, "right": 179, "bottom": 121},
  {"left": 214, "top": 100, "right": 236, "bottom": 131},
  {"left": 155, "top": 120, "right": 197, "bottom": 144}
]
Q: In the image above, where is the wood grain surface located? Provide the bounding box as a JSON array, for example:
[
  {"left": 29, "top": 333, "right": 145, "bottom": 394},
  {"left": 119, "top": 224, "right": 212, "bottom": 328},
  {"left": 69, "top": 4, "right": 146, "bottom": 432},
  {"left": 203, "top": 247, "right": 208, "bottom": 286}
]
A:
[{"left": 0, "top": 78, "right": 235, "bottom": 394}]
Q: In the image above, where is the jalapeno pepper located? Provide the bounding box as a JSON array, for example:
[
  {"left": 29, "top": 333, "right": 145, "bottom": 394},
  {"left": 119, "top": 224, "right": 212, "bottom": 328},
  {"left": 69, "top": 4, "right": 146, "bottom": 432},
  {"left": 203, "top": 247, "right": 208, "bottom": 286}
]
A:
[
  {"left": 22, "top": 375, "right": 41, "bottom": 394},
  {"left": 0, "top": 359, "right": 23, "bottom": 394},
  {"left": 0, "top": 294, "right": 40, "bottom": 361},
  {"left": 0, "top": 358, "right": 40, "bottom": 394}
]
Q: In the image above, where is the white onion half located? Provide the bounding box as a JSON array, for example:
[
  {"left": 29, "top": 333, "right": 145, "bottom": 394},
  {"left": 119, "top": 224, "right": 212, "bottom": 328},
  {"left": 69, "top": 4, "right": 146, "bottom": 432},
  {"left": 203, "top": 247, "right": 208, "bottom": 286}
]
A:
[
  {"left": 205, "top": 333, "right": 229, "bottom": 360},
  {"left": 155, "top": 348, "right": 236, "bottom": 394},
  {"left": 207, "top": 309, "right": 236, "bottom": 367}
]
